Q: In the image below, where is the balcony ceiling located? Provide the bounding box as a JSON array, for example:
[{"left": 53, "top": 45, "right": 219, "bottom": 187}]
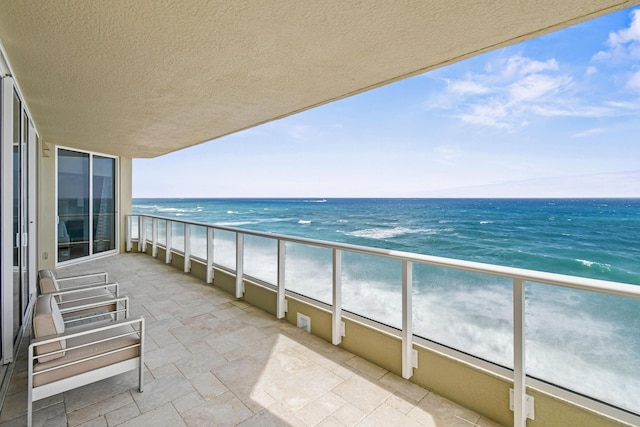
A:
[{"left": 0, "top": 1, "right": 637, "bottom": 158}]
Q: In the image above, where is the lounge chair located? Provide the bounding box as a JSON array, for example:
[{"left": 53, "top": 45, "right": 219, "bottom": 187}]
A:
[
  {"left": 38, "top": 269, "right": 124, "bottom": 321},
  {"left": 28, "top": 294, "right": 145, "bottom": 427}
]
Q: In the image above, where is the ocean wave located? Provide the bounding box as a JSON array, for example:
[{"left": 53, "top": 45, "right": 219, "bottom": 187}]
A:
[
  {"left": 298, "top": 220, "right": 312, "bottom": 225},
  {"left": 157, "top": 207, "right": 185, "bottom": 212},
  {"left": 479, "top": 220, "right": 493, "bottom": 225},
  {"left": 346, "top": 227, "right": 428, "bottom": 239},
  {"left": 215, "top": 221, "right": 257, "bottom": 226},
  {"left": 227, "top": 210, "right": 238, "bottom": 214},
  {"left": 304, "top": 199, "right": 327, "bottom": 203},
  {"left": 576, "top": 259, "right": 611, "bottom": 271},
  {"left": 132, "top": 204, "right": 159, "bottom": 210}
]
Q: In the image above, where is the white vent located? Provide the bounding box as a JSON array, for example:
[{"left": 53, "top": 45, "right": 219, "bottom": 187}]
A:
[{"left": 297, "top": 313, "right": 311, "bottom": 333}]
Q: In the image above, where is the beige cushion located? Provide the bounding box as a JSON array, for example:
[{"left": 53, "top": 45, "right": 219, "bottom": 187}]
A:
[
  {"left": 38, "top": 269, "right": 60, "bottom": 294},
  {"left": 33, "top": 324, "right": 140, "bottom": 387},
  {"left": 33, "top": 295, "right": 66, "bottom": 363}
]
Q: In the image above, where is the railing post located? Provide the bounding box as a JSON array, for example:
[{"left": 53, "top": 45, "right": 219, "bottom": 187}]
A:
[
  {"left": 139, "top": 216, "right": 146, "bottom": 253},
  {"left": 151, "top": 218, "right": 158, "bottom": 257},
  {"left": 125, "top": 215, "right": 132, "bottom": 252},
  {"left": 513, "top": 278, "right": 526, "bottom": 427},
  {"left": 235, "top": 232, "right": 244, "bottom": 298},
  {"left": 332, "top": 249, "right": 343, "bottom": 345},
  {"left": 277, "top": 240, "right": 286, "bottom": 318},
  {"left": 402, "top": 260, "right": 415, "bottom": 379},
  {"left": 183, "top": 223, "right": 191, "bottom": 272},
  {"left": 206, "top": 227, "right": 214, "bottom": 283},
  {"left": 165, "top": 220, "right": 172, "bottom": 264}
]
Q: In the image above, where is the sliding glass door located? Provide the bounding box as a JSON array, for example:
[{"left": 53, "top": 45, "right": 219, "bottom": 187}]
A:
[
  {"left": 92, "top": 155, "right": 116, "bottom": 254},
  {"left": 57, "top": 149, "right": 89, "bottom": 261},
  {"left": 2, "top": 77, "right": 37, "bottom": 364},
  {"left": 57, "top": 149, "right": 117, "bottom": 263}
]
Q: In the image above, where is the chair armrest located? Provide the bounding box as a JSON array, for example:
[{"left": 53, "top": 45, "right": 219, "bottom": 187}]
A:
[
  {"left": 58, "top": 295, "right": 129, "bottom": 317},
  {"left": 30, "top": 316, "right": 144, "bottom": 348},
  {"left": 51, "top": 282, "right": 120, "bottom": 297},
  {"left": 56, "top": 272, "right": 108, "bottom": 284}
]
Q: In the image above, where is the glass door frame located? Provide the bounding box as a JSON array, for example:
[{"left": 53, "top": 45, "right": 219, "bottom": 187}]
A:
[
  {"left": 55, "top": 146, "right": 119, "bottom": 266},
  {"left": 0, "top": 76, "right": 37, "bottom": 364}
]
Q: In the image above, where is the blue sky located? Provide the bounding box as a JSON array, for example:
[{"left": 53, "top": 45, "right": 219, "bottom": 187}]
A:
[{"left": 134, "top": 7, "right": 640, "bottom": 198}]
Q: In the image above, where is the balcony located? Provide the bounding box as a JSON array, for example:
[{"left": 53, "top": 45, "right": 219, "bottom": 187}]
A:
[
  {"left": 0, "top": 252, "right": 497, "bottom": 426},
  {"left": 2, "top": 214, "right": 639, "bottom": 426}
]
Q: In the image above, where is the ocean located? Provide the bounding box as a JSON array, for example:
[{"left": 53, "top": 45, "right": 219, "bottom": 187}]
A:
[{"left": 133, "top": 198, "right": 640, "bottom": 412}]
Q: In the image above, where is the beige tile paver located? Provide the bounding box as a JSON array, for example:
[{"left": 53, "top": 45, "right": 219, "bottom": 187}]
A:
[{"left": 0, "top": 253, "right": 500, "bottom": 427}]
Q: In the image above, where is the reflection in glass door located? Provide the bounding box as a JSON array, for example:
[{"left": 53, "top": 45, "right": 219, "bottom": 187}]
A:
[
  {"left": 20, "top": 111, "right": 29, "bottom": 326},
  {"left": 93, "top": 156, "right": 116, "bottom": 254},
  {"left": 57, "top": 149, "right": 89, "bottom": 262},
  {"left": 57, "top": 149, "right": 116, "bottom": 263},
  {"left": 11, "top": 90, "right": 31, "bottom": 339},
  {"left": 12, "top": 92, "right": 19, "bottom": 338}
]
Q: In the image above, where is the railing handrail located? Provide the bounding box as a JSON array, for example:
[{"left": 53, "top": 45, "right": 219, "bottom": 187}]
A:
[{"left": 127, "top": 213, "right": 640, "bottom": 299}]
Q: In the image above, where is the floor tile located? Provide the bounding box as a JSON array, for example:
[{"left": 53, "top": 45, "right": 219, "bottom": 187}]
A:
[
  {"left": 331, "top": 375, "right": 392, "bottom": 413},
  {"left": 182, "top": 391, "right": 253, "bottom": 426}
]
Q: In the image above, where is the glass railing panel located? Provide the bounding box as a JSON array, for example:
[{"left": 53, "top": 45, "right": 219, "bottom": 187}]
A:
[
  {"left": 244, "top": 235, "right": 277, "bottom": 285},
  {"left": 213, "top": 229, "right": 236, "bottom": 270},
  {"left": 171, "top": 222, "right": 184, "bottom": 252},
  {"left": 190, "top": 225, "right": 207, "bottom": 260},
  {"left": 144, "top": 217, "right": 152, "bottom": 243},
  {"left": 284, "top": 243, "right": 332, "bottom": 304},
  {"left": 526, "top": 281, "right": 640, "bottom": 413},
  {"left": 412, "top": 263, "right": 513, "bottom": 368},
  {"left": 342, "top": 252, "right": 402, "bottom": 329},
  {"left": 157, "top": 220, "right": 166, "bottom": 246},
  {"left": 130, "top": 216, "right": 139, "bottom": 239}
]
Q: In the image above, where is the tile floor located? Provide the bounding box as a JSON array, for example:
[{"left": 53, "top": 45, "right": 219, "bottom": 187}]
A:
[{"left": 0, "top": 253, "right": 502, "bottom": 426}]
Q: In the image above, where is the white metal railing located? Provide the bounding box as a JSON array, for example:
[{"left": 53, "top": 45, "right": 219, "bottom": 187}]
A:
[{"left": 126, "top": 214, "right": 640, "bottom": 427}]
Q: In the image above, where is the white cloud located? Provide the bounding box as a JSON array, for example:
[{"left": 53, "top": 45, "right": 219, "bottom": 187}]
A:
[
  {"left": 608, "top": 9, "right": 640, "bottom": 46},
  {"left": 434, "top": 54, "right": 575, "bottom": 129},
  {"left": 626, "top": 69, "right": 640, "bottom": 90},
  {"left": 508, "top": 74, "right": 571, "bottom": 103},
  {"left": 503, "top": 56, "right": 558, "bottom": 77},
  {"left": 592, "top": 8, "right": 640, "bottom": 62},
  {"left": 607, "top": 100, "right": 640, "bottom": 109},
  {"left": 449, "top": 80, "right": 490, "bottom": 95},
  {"left": 457, "top": 103, "right": 509, "bottom": 128},
  {"left": 573, "top": 128, "right": 606, "bottom": 138},
  {"left": 429, "top": 10, "right": 640, "bottom": 130},
  {"left": 530, "top": 104, "right": 614, "bottom": 118}
]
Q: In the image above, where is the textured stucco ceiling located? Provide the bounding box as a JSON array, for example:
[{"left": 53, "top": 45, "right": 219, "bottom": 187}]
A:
[{"left": 0, "top": 1, "right": 637, "bottom": 158}]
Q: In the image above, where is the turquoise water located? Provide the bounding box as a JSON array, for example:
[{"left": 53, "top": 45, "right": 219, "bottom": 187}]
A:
[{"left": 133, "top": 198, "right": 640, "bottom": 412}]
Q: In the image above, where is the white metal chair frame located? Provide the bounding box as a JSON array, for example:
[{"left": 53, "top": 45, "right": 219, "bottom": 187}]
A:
[
  {"left": 27, "top": 316, "right": 145, "bottom": 427},
  {"left": 52, "top": 271, "right": 120, "bottom": 297}
]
